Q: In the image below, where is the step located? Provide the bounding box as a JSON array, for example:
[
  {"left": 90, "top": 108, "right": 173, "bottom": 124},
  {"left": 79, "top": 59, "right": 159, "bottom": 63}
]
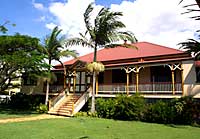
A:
[
  {"left": 50, "top": 109, "right": 72, "bottom": 113},
  {"left": 48, "top": 111, "right": 72, "bottom": 116},
  {"left": 52, "top": 110, "right": 72, "bottom": 114},
  {"left": 60, "top": 106, "right": 73, "bottom": 109},
  {"left": 48, "top": 94, "right": 85, "bottom": 117},
  {"left": 63, "top": 101, "right": 77, "bottom": 105},
  {"left": 57, "top": 108, "right": 73, "bottom": 111}
]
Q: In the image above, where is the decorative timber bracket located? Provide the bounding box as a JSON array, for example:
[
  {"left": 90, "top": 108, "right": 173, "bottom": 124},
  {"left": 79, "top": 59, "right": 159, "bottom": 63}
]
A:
[
  {"left": 166, "top": 63, "right": 184, "bottom": 95},
  {"left": 122, "top": 66, "right": 144, "bottom": 95}
]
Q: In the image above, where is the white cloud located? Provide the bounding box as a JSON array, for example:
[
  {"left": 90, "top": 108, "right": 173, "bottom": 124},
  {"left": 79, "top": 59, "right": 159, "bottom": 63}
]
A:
[
  {"left": 46, "top": 0, "right": 200, "bottom": 60},
  {"left": 110, "top": 0, "right": 200, "bottom": 49},
  {"left": 46, "top": 0, "right": 100, "bottom": 58},
  {"left": 47, "top": 0, "right": 92, "bottom": 36},
  {"left": 32, "top": 0, "right": 46, "bottom": 11},
  {"left": 45, "top": 22, "right": 57, "bottom": 30},
  {"left": 35, "top": 16, "right": 46, "bottom": 22}
]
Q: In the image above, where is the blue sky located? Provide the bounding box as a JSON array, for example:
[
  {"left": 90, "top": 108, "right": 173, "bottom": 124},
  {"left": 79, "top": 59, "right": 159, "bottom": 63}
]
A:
[
  {"left": 1, "top": 0, "right": 47, "bottom": 37},
  {"left": 0, "top": 0, "right": 199, "bottom": 58},
  {"left": 0, "top": 0, "right": 126, "bottom": 38}
]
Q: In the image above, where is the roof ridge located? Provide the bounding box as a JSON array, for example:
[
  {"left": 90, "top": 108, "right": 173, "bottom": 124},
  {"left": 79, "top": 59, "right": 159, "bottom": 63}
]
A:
[{"left": 138, "top": 41, "right": 183, "bottom": 52}]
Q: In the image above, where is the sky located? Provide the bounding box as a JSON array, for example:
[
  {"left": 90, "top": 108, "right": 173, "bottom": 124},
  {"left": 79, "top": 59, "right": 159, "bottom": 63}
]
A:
[{"left": 0, "top": 0, "right": 200, "bottom": 63}]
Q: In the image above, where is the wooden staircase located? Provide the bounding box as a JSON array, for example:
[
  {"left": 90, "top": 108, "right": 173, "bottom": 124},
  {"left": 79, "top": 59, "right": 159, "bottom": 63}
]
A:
[{"left": 48, "top": 94, "right": 81, "bottom": 116}]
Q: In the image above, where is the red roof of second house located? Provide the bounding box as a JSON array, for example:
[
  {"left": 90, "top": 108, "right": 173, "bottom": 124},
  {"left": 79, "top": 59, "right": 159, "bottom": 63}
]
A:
[{"left": 60, "top": 42, "right": 185, "bottom": 66}]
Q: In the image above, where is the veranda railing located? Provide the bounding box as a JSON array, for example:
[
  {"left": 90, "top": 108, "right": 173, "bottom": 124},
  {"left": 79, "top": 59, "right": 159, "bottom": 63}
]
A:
[{"left": 98, "top": 82, "right": 182, "bottom": 95}]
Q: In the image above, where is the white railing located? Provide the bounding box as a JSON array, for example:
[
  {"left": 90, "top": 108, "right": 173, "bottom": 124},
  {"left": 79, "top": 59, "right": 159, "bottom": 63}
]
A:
[
  {"left": 98, "top": 84, "right": 126, "bottom": 94},
  {"left": 73, "top": 87, "right": 91, "bottom": 115},
  {"left": 48, "top": 88, "right": 66, "bottom": 110},
  {"left": 44, "top": 85, "right": 63, "bottom": 93},
  {"left": 0, "top": 95, "right": 10, "bottom": 104},
  {"left": 98, "top": 82, "right": 182, "bottom": 94}
]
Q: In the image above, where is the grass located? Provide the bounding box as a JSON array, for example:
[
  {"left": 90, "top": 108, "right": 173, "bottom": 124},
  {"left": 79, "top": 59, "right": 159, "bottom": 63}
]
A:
[
  {"left": 0, "top": 105, "right": 39, "bottom": 119},
  {"left": 0, "top": 117, "right": 200, "bottom": 139}
]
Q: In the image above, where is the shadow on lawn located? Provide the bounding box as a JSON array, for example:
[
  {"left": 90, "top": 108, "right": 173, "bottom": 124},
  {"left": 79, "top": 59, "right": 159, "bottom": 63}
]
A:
[
  {"left": 166, "top": 124, "right": 200, "bottom": 128},
  {"left": 0, "top": 105, "right": 38, "bottom": 116}
]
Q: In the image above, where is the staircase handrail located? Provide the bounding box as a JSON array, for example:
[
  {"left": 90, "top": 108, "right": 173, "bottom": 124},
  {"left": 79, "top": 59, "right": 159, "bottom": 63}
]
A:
[
  {"left": 73, "top": 86, "right": 92, "bottom": 114},
  {"left": 48, "top": 87, "right": 67, "bottom": 110}
]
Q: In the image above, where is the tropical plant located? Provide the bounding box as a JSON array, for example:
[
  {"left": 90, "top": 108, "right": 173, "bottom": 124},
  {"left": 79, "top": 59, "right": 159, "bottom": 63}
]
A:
[
  {"left": 65, "top": 3, "right": 137, "bottom": 112},
  {"left": 41, "top": 26, "right": 77, "bottom": 105},
  {"left": 179, "top": 39, "right": 200, "bottom": 59},
  {"left": 86, "top": 62, "right": 105, "bottom": 73},
  {"left": 36, "top": 103, "right": 48, "bottom": 113},
  {"left": 179, "top": 0, "right": 200, "bottom": 59}
]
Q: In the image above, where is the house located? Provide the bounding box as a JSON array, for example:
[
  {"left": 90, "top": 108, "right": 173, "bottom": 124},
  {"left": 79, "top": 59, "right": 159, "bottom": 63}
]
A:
[{"left": 21, "top": 42, "right": 200, "bottom": 116}]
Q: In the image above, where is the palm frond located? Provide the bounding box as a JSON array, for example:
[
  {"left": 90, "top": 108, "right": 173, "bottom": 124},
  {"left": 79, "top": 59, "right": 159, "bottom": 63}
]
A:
[
  {"left": 118, "top": 31, "right": 138, "bottom": 43},
  {"left": 94, "top": 8, "right": 132, "bottom": 46},
  {"left": 84, "top": 2, "right": 94, "bottom": 32},
  {"left": 38, "top": 72, "right": 57, "bottom": 84},
  {"left": 179, "top": 39, "right": 200, "bottom": 56},
  {"left": 178, "top": 0, "right": 184, "bottom": 5},
  {"left": 79, "top": 33, "right": 89, "bottom": 42},
  {"left": 104, "top": 43, "right": 138, "bottom": 50},
  {"left": 103, "top": 31, "right": 137, "bottom": 45},
  {"left": 64, "top": 37, "right": 94, "bottom": 48},
  {"left": 58, "top": 50, "right": 78, "bottom": 59}
]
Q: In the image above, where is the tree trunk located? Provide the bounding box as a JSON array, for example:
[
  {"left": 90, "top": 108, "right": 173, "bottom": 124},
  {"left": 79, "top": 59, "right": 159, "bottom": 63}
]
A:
[
  {"left": 91, "top": 46, "right": 97, "bottom": 113},
  {"left": 91, "top": 71, "right": 96, "bottom": 113},
  {"left": 45, "top": 82, "right": 49, "bottom": 105},
  {"left": 59, "top": 60, "right": 66, "bottom": 89},
  {"left": 45, "top": 59, "right": 51, "bottom": 106},
  {"left": 93, "top": 46, "right": 97, "bottom": 62}
]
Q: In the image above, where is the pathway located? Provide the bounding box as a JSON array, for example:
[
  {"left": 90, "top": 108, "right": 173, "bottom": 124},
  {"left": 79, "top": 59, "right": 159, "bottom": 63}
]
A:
[{"left": 0, "top": 114, "right": 66, "bottom": 124}]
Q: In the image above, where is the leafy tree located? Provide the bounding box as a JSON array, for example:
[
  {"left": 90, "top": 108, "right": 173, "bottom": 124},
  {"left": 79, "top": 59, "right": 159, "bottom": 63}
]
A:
[
  {"left": 65, "top": 3, "right": 137, "bottom": 112},
  {"left": 0, "top": 34, "right": 48, "bottom": 93},
  {"left": 41, "top": 26, "right": 77, "bottom": 105},
  {"left": 0, "top": 21, "right": 16, "bottom": 34}
]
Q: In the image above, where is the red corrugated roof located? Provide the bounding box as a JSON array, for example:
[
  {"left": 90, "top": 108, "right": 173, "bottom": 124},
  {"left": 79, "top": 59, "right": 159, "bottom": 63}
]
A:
[{"left": 61, "top": 42, "right": 185, "bottom": 66}]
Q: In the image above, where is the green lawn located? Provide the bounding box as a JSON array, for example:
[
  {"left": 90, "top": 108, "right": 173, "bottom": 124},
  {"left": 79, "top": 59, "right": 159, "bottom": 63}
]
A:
[
  {"left": 0, "top": 106, "right": 39, "bottom": 119},
  {"left": 0, "top": 117, "right": 200, "bottom": 139}
]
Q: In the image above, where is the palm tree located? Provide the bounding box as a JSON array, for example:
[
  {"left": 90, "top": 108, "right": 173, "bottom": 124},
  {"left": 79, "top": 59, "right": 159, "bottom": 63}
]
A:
[
  {"left": 179, "top": 39, "right": 200, "bottom": 60},
  {"left": 42, "top": 26, "right": 77, "bottom": 105},
  {"left": 179, "top": 0, "right": 200, "bottom": 59},
  {"left": 65, "top": 3, "right": 137, "bottom": 112}
]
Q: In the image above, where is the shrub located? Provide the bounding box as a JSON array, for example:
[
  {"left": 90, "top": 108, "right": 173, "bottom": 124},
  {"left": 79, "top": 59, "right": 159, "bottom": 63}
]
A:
[
  {"left": 95, "top": 95, "right": 200, "bottom": 125},
  {"left": 171, "top": 96, "right": 200, "bottom": 125},
  {"left": 74, "top": 112, "right": 89, "bottom": 117},
  {"left": 36, "top": 103, "right": 48, "bottom": 113},
  {"left": 113, "top": 95, "right": 145, "bottom": 121},
  {"left": 74, "top": 111, "right": 98, "bottom": 117},
  {"left": 9, "top": 93, "right": 32, "bottom": 110},
  {"left": 96, "top": 98, "right": 115, "bottom": 119},
  {"left": 143, "top": 100, "right": 175, "bottom": 124},
  {"left": 9, "top": 93, "right": 44, "bottom": 110},
  {"left": 96, "top": 94, "right": 145, "bottom": 121},
  {"left": 142, "top": 96, "right": 200, "bottom": 125}
]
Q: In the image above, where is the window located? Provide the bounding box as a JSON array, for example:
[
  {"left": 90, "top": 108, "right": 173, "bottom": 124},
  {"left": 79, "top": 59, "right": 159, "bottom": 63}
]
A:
[
  {"left": 23, "top": 75, "right": 37, "bottom": 85},
  {"left": 112, "top": 69, "right": 127, "bottom": 83},
  {"left": 195, "top": 67, "right": 200, "bottom": 83},
  {"left": 150, "top": 66, "right": 172, "bottom": 82},
  {"left": 54, "top": 73, "right": 63, "bottom": 85},
  {"left": 98, "top": 72, "right": 104, "bottom": 84}
]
